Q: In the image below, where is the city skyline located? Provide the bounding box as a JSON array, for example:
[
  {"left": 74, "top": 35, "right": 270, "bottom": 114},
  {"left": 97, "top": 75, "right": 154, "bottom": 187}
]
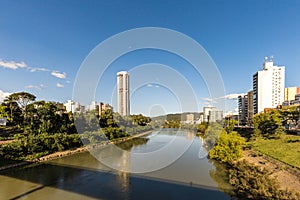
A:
[{"left": 1, "top": 1, "right": 300, "bottom": 116}]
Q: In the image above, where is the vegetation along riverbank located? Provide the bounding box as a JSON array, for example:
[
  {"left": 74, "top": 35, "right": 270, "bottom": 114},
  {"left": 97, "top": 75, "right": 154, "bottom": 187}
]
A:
[
  {"left": 0, "top": 92, "right": 153, "bottom": 170},
  {"left": 198, "top": 107, "right": 300, "bottom": 200}
]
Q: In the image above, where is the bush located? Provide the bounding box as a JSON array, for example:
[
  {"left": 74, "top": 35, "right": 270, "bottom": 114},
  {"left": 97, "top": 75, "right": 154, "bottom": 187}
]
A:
[
  {"left": 229, "top": 160, "right": 300, "bottom": 200},
  {"left": 209, "top": 131, "right": 245, "bottom": 163}
]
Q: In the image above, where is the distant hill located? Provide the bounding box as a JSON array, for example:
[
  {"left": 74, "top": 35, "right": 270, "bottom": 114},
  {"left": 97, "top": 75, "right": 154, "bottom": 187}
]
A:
[{"left": 151, "top": 112, "right": 202, "bottom": 121}]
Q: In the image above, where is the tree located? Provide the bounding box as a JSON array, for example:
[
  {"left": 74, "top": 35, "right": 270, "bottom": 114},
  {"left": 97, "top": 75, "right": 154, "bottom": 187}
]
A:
[
  {"left": 204, "top": 122, "right": 223, "bottom": 149},
  {"left": 131, "top": 114, "right": 151, "bottom": 126},
  {"left": 0, "top": 104, "right": 9, "bottom": 119},
  {"left": 5, "top": 92, "right": 36, "bottom": 123},
  {"left": 197, "top": 122, "right": 209, "bottom": 133},
  {"left": 1, "top": 100, "right": 22, "bottom": 126},
  {"left": 209, "top": 131, "right": 245, "bottom": 163},
  {"left": 252, "top": 110, "right": 284, "bottom": 137},
  {"left": 224, "top": 119, "right": 238, "bottom": 133}
]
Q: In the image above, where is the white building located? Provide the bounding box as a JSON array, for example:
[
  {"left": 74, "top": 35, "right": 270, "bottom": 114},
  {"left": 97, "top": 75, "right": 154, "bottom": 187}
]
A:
[
  {"left": 203, "top": 106, "right": 215, "bottom": 122},
  {"left": 64, "top": 100, "right": 83, "bottom": 113},
  {"left": 209, "top": 110, "right": 223, "bottom": 123},
  {"left": 87, "top": 101, "right": 99, "bottom": 112},
  {"left": 253, "top": 57, "right": 285, "bottom": 114},
  {"left": 117, "top": 71, "right": 130, "bottom": 116}
]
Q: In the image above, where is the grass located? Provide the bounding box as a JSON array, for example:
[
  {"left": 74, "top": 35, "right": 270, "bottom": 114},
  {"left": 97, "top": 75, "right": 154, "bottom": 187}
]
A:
[{"left": 251, "top": 135, "right": 300, "bottom": 169}]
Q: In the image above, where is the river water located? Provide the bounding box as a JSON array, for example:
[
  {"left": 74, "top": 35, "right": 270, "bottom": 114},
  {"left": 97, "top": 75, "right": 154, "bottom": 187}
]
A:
[{"left": 0, "top": 129, "right": 232, "bottom": 200}]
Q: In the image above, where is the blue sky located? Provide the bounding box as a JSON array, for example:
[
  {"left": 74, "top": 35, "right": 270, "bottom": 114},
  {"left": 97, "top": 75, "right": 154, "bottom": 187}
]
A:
[{"left": 0, "top": 0, "right": 300, "bottom": 116}]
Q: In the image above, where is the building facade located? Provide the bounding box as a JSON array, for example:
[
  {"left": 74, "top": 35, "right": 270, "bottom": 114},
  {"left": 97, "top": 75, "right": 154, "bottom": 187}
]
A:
[
  {"left": 64, "top": 100, "right": 83, "bottom": 113},
  {"left": 284, "top": 87, "right": 300, "bottom": 101},
  {"left": 117, "top": 71, "right": 130, "bottom": 116},
  {"left": 238, "top": 94, "right": 248, "bottom": 125},
  {"left": 247, "top": 90, "right": 254, "bottom": 122},
  {"left": 253, "top": 57, "right": 285, "bottom": 114},
  {"left": 203, "top": 106, "right": 215, "bottom": 122},
  {"left": 209, "top": 110, "right": 223, "bottom": 123}
]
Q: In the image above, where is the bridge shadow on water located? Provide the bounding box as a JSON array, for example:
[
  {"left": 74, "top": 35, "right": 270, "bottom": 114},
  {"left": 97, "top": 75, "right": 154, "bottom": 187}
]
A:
[{"left": 0, "top": 160, "right": 230, "bottom": 200}]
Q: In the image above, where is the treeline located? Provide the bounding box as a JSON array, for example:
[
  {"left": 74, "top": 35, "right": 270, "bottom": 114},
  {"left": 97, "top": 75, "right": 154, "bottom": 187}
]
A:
[
  {"left": 0, "top": 92, "right": 76, "bottom": 135},
  {"left": 0, "top": 92, "right": 152, "bottom": 160},
  {"left": 0, "top": 133, "right": 82, "bottom": 160},
  {"left": 75, "top": 109, "right": 152, "bottom": 143}
]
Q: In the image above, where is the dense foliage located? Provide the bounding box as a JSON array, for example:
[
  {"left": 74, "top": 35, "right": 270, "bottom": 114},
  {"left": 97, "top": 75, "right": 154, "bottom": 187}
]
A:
[
  {"left": 252, "top": 110, "right": 284, "bottom": 138},
  {"left": 229, "top": 160, "right": 300, "bottom": 200},
  {"left": 209, "top": 131, "right": 245, "bottom": 163},
  {"left": 0, "top": 133, "right": 82, "bottom": 160},
  {"left": 0, "top": 92, "right": 153, "bottom": 161}
]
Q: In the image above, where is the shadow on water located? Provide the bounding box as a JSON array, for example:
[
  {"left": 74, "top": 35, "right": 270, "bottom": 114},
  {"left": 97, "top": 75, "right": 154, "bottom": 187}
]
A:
[
  {"left": 0, "top": 162, "right": 230, "bottom": 200},
  {"left": 0, "top": 131, "right": 231, "bottom": 199}
]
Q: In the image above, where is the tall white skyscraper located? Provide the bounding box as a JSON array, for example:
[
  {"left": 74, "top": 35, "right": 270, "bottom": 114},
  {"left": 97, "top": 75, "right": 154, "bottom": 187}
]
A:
[
  {"left": 253, "top": 57, "right": 285, "bottom": 114},
  {"left": 117, "top": 71, "right": 130, "bottom": 116}
]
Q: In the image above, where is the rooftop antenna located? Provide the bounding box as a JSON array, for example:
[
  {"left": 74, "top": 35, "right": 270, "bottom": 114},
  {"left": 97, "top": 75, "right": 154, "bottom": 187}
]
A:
[
  {"left": 269, "top": 55, "right": 274, "bottom": 62},
  {"left": 264, "top": 56, "right": 268, "bottom": 62}
]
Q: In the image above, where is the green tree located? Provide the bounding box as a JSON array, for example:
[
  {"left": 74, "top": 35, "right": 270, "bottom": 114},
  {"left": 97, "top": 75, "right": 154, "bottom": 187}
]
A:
[
  {"left": 0, "top": 104, "right": 9, "bottom": 119},
  {"left": 197, "top": 122, "right": 209, "bottom": 133},
  {"left": 8, "top": 92, "right": 36, "bottom": 115},
  {"left": 209, "top": 131, "right": 245, "bottom": 163},
  {"left": 1, "top": 100, "right": 23, "bottom": 126},
  {"left": 131, "top": 114, "right": 151, "bottom": 126},
  {"left": 224, "top": 119, "right": 238, "bottom": 133},
  {"left": 204, "top": 122, "right": 223, "bottom": 149},
  {"left": 252, "top": 110, "right": 284, "bottom": 138}
]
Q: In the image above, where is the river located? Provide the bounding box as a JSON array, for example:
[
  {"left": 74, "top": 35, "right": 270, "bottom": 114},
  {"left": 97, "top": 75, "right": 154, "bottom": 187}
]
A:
[{"left": 0, "top": 129, "right": 232, "bottom": 200}]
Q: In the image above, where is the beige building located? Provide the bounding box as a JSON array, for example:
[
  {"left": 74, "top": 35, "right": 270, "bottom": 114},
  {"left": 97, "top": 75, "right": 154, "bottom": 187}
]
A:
[
  {"left": 186, "top": 114, "right": 194, "bottom": 122},
  {"left": 247, "top": 90, "right": 254, "bottom": 121},
  {"left": 284, "top": 87, "right": 300, "bottom": 101}
]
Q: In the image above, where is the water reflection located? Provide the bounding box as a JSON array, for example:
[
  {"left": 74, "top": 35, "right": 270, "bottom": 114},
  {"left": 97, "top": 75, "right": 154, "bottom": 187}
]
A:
[
  {"left": 116, "top": 137, "right": 149, "bottom": 151},
  {"left": 0, "top": 130, "right": 232, "bottom": 199},
  {"left": 209, "top": 161, "right": 234, "bottom": 196}
]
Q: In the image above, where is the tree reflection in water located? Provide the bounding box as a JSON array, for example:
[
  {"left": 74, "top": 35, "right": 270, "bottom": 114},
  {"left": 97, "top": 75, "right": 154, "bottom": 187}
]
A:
[
  {"left": 115, "top": 137, "right": 149, "bottom": 151},
  {"left": 209, "top": 160, "right": 235, "bottom": 197}
]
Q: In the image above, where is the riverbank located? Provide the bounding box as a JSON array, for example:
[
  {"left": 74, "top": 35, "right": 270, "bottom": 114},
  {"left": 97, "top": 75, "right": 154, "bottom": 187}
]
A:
[
  {"left": 0, "top": 130, "right": 153, "bottom": 171},
  {"left": 242, "top": 149, "right": 300, "bottom": 193}
]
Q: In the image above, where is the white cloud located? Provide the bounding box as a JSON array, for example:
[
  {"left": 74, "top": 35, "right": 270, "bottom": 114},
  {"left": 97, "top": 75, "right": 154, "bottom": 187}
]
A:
[
  {"left": 51, "top": 71, "right": 66, "bottom": 79},
  {"left": 0, "top": 59, "right": 27, "bottom": 70},
  {"left": 25, "top": 84, "right": 44, "bottom": 90},
  {"left": 0, "top": 90, "right": 10, "bottom": 103},
  {"left": 28, "top": 67, "right": 49, "bottom": 72},
  {"left": 220, "top": 93, "right": 247, "bottom": 100},
  {"left": 56, "top": 83, "right": 64, "bottom": 88}
]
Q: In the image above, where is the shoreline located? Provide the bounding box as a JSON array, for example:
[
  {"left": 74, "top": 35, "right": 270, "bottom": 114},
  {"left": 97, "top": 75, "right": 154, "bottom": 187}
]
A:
[
  {"left": 242, "top": 149, "right": 300, "bottom": 193},
  {"left": 0, "top": 130, "right": 154, "bottom": 172}
]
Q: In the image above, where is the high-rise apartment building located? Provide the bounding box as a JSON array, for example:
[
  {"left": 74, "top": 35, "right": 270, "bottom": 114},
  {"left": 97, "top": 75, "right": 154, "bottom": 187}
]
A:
[
  {"left": 253, "top": 57, "right": 285, "bottom": 114},
  {"left": 238, "top": 94, "right": 248, "bottom": 125},
  {"left": 247, "top": 90, "right": 254, "bottom": 122},
  {"left": 209, "top": 110, "right": 223, "bottom": 123},
  {"left": 117, "top": 71, "right": 130, "bottom": 116},
  {"left": 203, "top": 106, "right": 215, "bottom": 122}
]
